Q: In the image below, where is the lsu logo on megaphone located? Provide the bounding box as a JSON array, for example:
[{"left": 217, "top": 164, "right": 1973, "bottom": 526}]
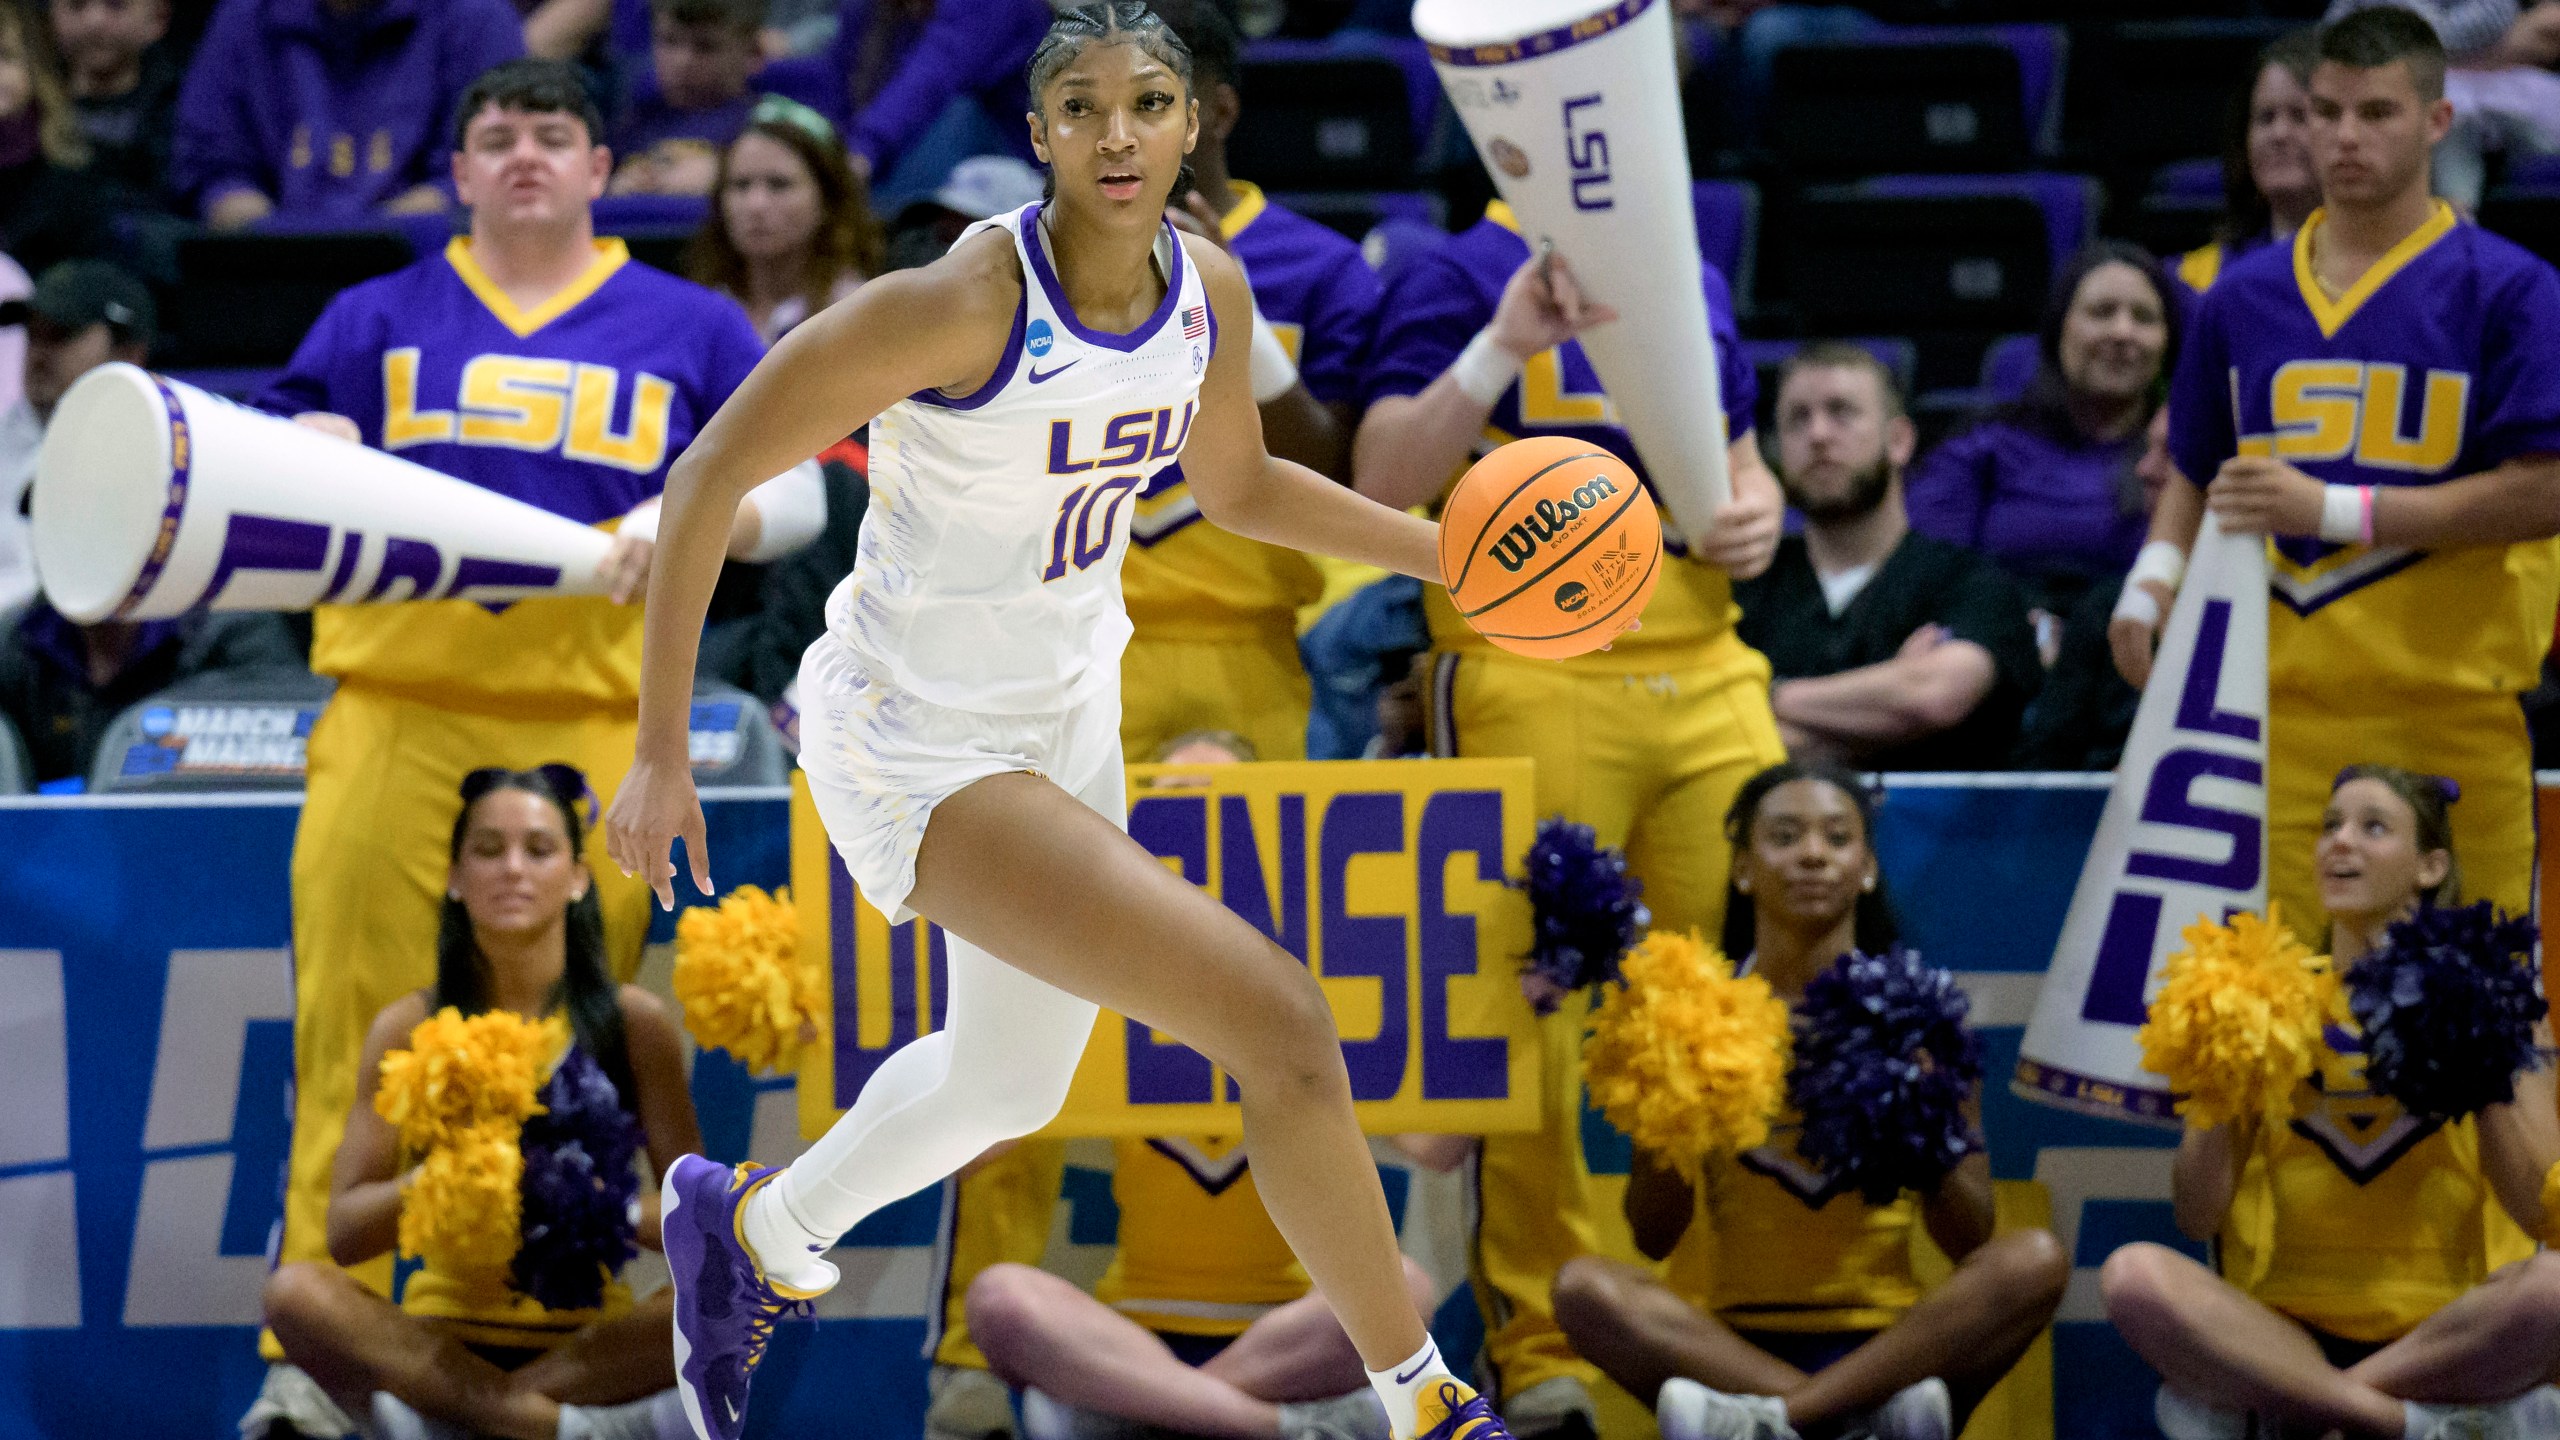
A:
[
  {"left": 202, "top": 510, "right": 565, "bottom": 610},
  {"left": 1484, "top": 472, "right": 1621, "bottom": 574}
]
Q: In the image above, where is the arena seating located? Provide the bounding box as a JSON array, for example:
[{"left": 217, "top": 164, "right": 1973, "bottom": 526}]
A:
[
  {"left": 1229, "top": 46, "right": 1420, "bottom": 192},
  {"left": 87, "top": 667, "right": 335, "bottom": 794},
  {"left": 1764, "top": 25, "right": 2064, "bottom": 176},
  {"left": 689, "top": 681, "right": 794, "bottom": 788}
]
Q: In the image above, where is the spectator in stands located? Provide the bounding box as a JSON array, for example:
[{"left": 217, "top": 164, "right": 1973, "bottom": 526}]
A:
[
  {"left": 171, "top": 0, "right": 525, "bottom": 231},
  {"left": 244, "top": 61, "right": 824, "bottom": 1437},
  {"left": 0, "top": 1, "right": 103, "bottom": 271},
  {"left": 832, "top": 0, "right": 1051, "bottom": 198},
  {"left": 2012, "top": 408, "right": 2170, "bottom": 771},
  {"left": 0, "top": 259, "right": 153, "bottom": 616},
  {"left": 1555, "top": 762, "right": 2066, "bottom": 1440},
  {"left": 53, "top": 0, "right": 180, "bottom": 210},
  {"left": 879, "top": 150, "right": 1040, "bottom": 272},
  {"left": 682, "top": 95, "right": 879, "bottom": 343},
  {"left": 0, "top": 594, "right": 302, "bottom": 785},
  {"left": 1904, "top": 242, "right": 2181, "bottom": 627},
  {"left": 2329, "top": 0, "right": 2560, "bottom": 208},
  {"left": 1738, "top": 344, "right": 2043, "bottom": 772},
  {"left": 608, "top": 0, "right": 761, "bottom": 197},
  {"left": 961, "top": 735, "right": 1418, "bottom": 1440},
  {"left": 2103, "top": 765, "right": 2560, "bottom": 1440},
  {"left": 2180, "top": 29, "right": 2322, "bottom": 294},
  {"left": 262, "top": 765, "right": 699, "bottom": 1440}
]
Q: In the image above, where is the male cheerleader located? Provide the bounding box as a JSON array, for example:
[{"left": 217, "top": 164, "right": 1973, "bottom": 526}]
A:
[
  {"left": 919, "top": 6, "right": 1384, "bottom": 1433},
  {"left": 1353, "top": 210, "right": 1786, "bottom": 1435},
  {"left": 2113, "top": 7, "right": 2560, "bottom": 940},
  {"left": 257, "top": 58, "right": 821, "bottom": 1351}
]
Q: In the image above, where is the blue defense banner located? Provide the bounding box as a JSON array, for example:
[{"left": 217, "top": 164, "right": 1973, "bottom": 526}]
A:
[{"left": 794, "top": 760, "right": 1546, "bottom": 1140}]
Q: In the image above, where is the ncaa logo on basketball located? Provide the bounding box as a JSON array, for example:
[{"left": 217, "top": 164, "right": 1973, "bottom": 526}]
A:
[
  {"left": 1553, "top": 580, "right": 1589, "bottom": 613},
  {"left": 1484, "top": 472, "right": 1619, "bottom": 573},
  {"left": 1027, "top": 318, "right": 1056, "bottom": 359}
]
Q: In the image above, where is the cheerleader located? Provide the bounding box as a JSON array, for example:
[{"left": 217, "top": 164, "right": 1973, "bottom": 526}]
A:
[
  {"left": 263, "top": 766, "right": 701, "bottom": 1440},
  {"left": 2103, "top": 765, "right": 2560, "bottom": 1440},
  {"left": 1552, "top": 762, "right": 2066, "bottom": 1440}
]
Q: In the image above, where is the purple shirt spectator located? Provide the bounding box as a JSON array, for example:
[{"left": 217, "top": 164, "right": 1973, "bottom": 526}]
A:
[
  {"left": 832, "top": 0, "right": 1048, "bottom": 174},
  {"left": 614, "top": 78, "right": 753, "bottom": 160},
  {"left": 171, "top": 0, "right": 525, "bottom": 224},
  {"left": 1903, "top": 418, "right": 2150, "bottom": 607}
]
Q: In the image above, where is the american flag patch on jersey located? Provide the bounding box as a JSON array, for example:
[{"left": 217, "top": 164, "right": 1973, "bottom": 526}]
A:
[{"left": 1181, "top": 305, "right": 1207, "bottom": 339}]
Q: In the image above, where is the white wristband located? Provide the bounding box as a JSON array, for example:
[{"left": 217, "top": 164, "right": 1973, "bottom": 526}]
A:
[
  {"left": 2317, "top": 483, "right": 2371, "bottom": 545},
  {"left": 617, "top": 497, "right": 660, "bottom": 546},
  {"left": 1248, "top": 305, "right": 1298, "bottom": 404},
  {"left": 2127, "top": 539, "right": 2187, "bottom": 593},
  {"left": 2111, "top": 579, "right": 2162, "bottom": 630},
  {"left": 1449, "top": 329, "right": 1525, "bottom": 407}
]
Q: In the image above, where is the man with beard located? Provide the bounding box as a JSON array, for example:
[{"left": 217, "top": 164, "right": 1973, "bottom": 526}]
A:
[{"left": 1737, "top": 344, "right": 2042, "bottom": 772}]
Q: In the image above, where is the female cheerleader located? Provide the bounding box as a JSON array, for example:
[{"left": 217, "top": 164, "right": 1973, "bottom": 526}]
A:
[
  {"left": 264, "top": 766, "right": 702, "bottom": 1440},
  {"left": 2103, "top": 766, "right": 2560, "bottom": 1440},
  {"left": 603, "top": 8, "right": 1502, "bottom": 1440},
  {"left": 1552, "top": 762, "right": 2067, "bottom": 1440}
]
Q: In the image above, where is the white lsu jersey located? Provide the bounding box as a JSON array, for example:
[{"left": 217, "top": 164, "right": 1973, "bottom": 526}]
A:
[{"left": 827, "top": 202, "right": 1214, "bottom": 714}]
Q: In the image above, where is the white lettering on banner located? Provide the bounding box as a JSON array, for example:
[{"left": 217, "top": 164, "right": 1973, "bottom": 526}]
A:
[
  {"left": 0, "top": 951, "right": 71, "bottom": 1166},
  {"left": 0, "top": 950, "right": 79, "bottom": 1329},
  {"left": 2033, "top": 1147, "right": 2177, "bottom": 1322},
  {"left": 2019, "top": 517, "right": 2270, "bottom": 1122},
  {"left": 123, "top": 949, "right": 292, "bottom": 1327}
]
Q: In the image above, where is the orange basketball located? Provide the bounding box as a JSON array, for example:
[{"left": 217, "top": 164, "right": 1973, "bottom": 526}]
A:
[{"left": 1440, "top": 435, "right": 1661, "bottom": 659}]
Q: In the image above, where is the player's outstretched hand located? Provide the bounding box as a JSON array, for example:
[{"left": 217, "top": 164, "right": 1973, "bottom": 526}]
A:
[
  {"left": 606, "top": 754, "right": 710, "bottom": 911},
  {"left": 1690, "top": 454, "right": 1782, "bottom": 579},
  {"left": 2205, "top": 455, "right": 2323, "bottom": 537},
  {"left": 1490, "top": 246, "right": 1619, "bottom": 363}
]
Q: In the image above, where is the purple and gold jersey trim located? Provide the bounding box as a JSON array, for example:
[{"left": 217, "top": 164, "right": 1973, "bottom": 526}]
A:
[
  {"left": 2267, "top": 541, "right": 2427, "bottom": 617},
  {"left": 1019, "top": 204, "right": 1189, "bottom": 353},
  {"left": 112, "top": 373, "right": 197, "bottom": 620},
  {"left": 1426, "top": 0, "right": 1653, "bottom": 67},
  {"left": 911, "top": 291, "right": 1028, "bottom": 411},
  {"left": 445, "top": 237, "right": 631, "bottom": 339},
  {"left": 2291, "top": 202, "right": 2456, "bottom": 340}
]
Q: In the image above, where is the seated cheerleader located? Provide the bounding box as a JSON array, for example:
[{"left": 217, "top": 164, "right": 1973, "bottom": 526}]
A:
[
  {"left": 2102, "top": 765, "right": 2560, "bottom": 1440},
  {"left": 1551, "top": 761, "right": 2068, "bottom": 1440},
  {"left": 263, "top": 766, "right": 702, "bottom": 1440},
  {"left": 963, "top": 729, "right": 1437, "bottom": 1440}
]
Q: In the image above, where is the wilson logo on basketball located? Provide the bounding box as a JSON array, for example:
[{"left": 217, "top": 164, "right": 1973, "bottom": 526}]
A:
[{"left": 1484, "top": 474, "right": 1620, "bottom": 573}]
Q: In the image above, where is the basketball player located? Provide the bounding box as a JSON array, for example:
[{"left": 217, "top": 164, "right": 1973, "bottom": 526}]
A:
[
  {"left": 2110, "top": 7, "right": 2560, "bottom": 943},
  {"left": 1349, "top": 180, "right": 1785, "bottom": 1435},
  {"left": 606, "top": 10, "right": 1523, "bottom": 1440},
  {"left": 255, "top": 57, "right": 824, "bottom": 1362},
  {"left": 918, "top": 10, "right": 1385, "bottom": 1425}
]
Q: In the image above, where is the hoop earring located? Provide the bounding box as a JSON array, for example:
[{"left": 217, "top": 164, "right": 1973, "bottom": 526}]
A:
[{"left": 1861, "top": 874, "right": 1877, "bottom": 892}]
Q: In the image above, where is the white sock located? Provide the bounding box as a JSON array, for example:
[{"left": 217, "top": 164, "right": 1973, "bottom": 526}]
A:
[
  {"left": 555, "top": 1388, "right": 690, "bottom": 1440},
  {"left": 1366, "top": 1338, "right": 1457, "bottom": 1438},
  {"left": 739, "top": 1176, "right": 839, "bottom": 1289},
  {"left": 2402, "top": 1401, "right": 2451, "bottom": 1440}
]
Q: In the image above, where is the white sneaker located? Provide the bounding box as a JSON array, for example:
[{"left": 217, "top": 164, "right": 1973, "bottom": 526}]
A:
[
  {"left": 367, "top": 1393, "right": 468, "bottom": 1440},
  {"left": 1656, "top": 1377, "right": 1800, "bottom": 1440},
  {"left": 2415, "top": 1387, "right": 2560, "bottom": 1440},
  {"left": 1867, "top": 1378, "right": 1951, "bottom": 1440},
  {"left": 926, "top": 1365, "right": 1020, "bottom": 1440},
  {"left": 2153, "top": 1386, "right": 2247, "bottom": 1440},
  {"left": 1277, "top": 1389, "right": 1392, "bottom": 1440}
]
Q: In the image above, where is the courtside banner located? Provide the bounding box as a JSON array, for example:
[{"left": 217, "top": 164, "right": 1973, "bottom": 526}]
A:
[
  {"left": 2016, "top": 516, "right": 2271, "bottom": 1125},
  {"left": 794, "top": 760, "right": 1545, "bottom": 1139},
  {"left": 1412, "top": 0, "right": 1731, "bottom": 535}
]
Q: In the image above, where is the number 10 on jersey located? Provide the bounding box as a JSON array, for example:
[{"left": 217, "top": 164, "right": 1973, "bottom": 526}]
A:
[{"left": 1042, "top": 474, "right": 1145, "bottom": 581}]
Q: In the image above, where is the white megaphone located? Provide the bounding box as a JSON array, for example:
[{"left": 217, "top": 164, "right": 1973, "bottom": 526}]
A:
[
  {"left": 1412, "top": 0, "right": 1730, "bottom": 538},
  {"left": 31, "top": 363, "right": 614, "bottom": 623}
]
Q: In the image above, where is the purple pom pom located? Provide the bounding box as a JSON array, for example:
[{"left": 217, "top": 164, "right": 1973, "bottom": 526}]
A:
[
  {"left": 1517, "top": 818, "right": 1647, "bottom": 1014},
  {"left": 1787, "top": 949, "right": 1982, "bottom": 1206},
  {"left": 513, "top": 1048, "right": 642, "bottom": 1311},
  {"left": 2346, "top": 901, "right": 2543, "bottom": 1120}
]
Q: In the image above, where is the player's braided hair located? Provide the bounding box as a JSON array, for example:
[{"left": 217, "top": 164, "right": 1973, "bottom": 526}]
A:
[{"left": 1027, "top": 3, "right": 1198, "bottom": 203}]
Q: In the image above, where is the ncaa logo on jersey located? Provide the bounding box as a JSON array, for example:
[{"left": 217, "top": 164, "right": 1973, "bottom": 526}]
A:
[{"left": 1027, "top": 318, "right": 1056, "bottom": 359}]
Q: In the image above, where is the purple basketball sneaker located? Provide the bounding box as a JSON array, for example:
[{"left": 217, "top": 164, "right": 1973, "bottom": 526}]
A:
[{"left": 662, "top": 1155, "right": 832, "bottom": 1440}]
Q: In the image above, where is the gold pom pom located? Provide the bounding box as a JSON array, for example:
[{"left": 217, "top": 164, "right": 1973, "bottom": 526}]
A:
[
  {"left": 2541, "top": 1161, "right": 2560, "bottom": 1250},
  {"left": 675, "top": 885, "right": 821, "bottom": 1075},
  {"left": 398, "top": 1119, "right": 524, "bottom": 1278},
  {"left": 374, "top": 1007, "right": 562, "bottom": 1153},
  {"left": 1583, "top": 931, "right": 1792, "bottom": 1169},
  {"left": 2136, "top": 907, "right": 2337, "bottom": 1131}
]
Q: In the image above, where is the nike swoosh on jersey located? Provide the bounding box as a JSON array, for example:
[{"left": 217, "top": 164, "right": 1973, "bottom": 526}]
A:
[{"left": 1028, "top": 360, "right": 1081, "bottom": 384}]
